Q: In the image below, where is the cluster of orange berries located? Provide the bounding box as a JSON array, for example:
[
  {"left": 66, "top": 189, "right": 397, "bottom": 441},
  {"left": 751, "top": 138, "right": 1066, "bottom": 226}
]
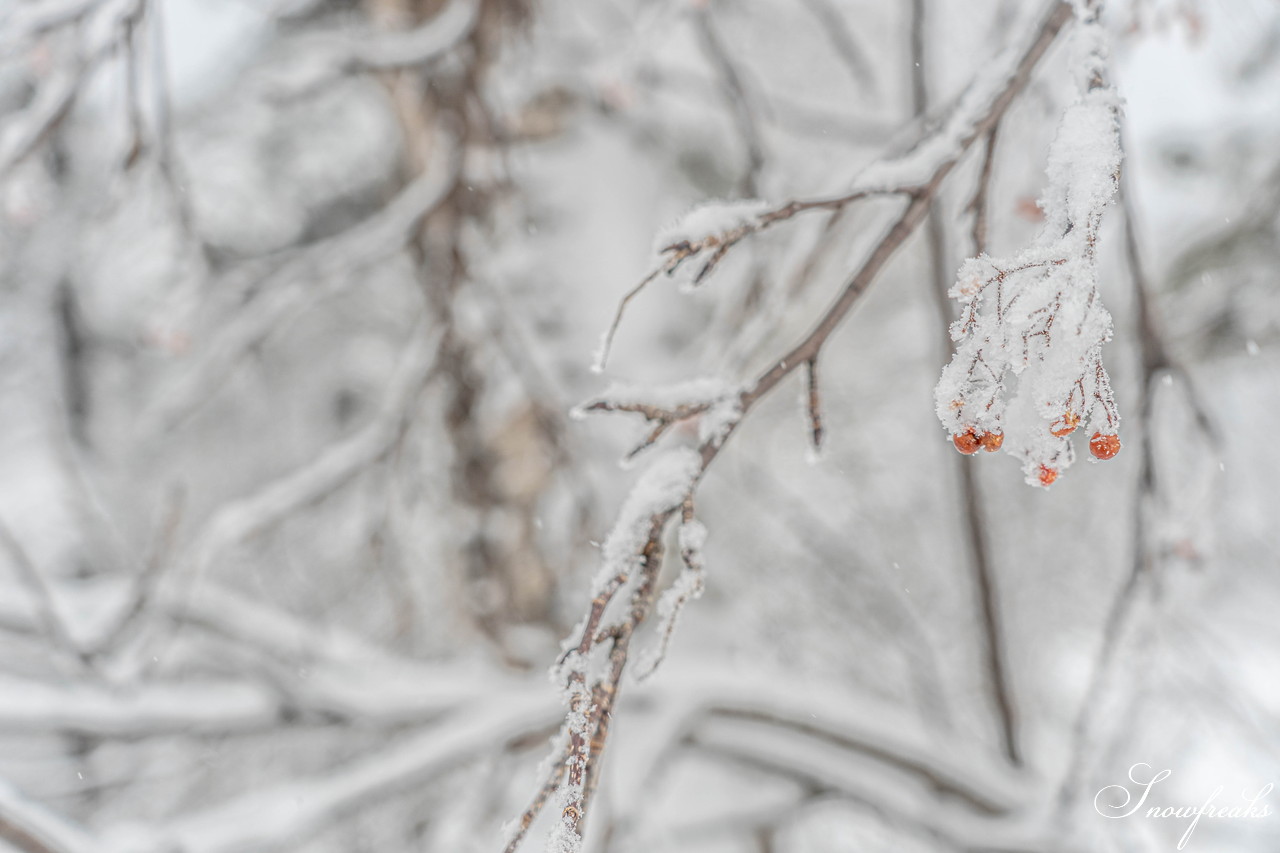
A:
[
  {"left": 951, "top": 412, "right": 1121, "bottom": 487},
  {"left": 951, "top": 429, "right": 1003, "bottom": 455}
]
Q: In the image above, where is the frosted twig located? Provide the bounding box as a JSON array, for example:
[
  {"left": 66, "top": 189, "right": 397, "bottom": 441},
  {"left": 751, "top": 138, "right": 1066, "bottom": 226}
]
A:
[{"left": 501, "top": 741, "right": 568, "bottom": 853}]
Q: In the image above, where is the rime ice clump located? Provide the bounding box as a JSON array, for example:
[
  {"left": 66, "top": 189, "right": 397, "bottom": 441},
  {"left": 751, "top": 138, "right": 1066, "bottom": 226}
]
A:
[{"left": 934, "top": 7, "right": 1122, "bottom": 488}]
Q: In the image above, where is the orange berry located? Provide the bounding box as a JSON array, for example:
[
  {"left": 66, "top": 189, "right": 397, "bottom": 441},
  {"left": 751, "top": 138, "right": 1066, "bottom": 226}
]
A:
[
  {"left": 1089, "top": 432, "right": 1121, "bottom": 460},
  {"left": 977, "top": 431, "right": 1003, "bottom": 452},
  {"left": 1037, "top": 465, "right": 1057, "bottom": 487},
  {"left": 952, "top": 430, "right": 980, "bottom": 455},
  {"left": 1050, "top": 411, "right": 1080, "bottom": 437}
]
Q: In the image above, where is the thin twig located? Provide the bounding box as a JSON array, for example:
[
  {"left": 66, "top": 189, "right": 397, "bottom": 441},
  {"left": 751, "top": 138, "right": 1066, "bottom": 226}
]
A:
[{"left": 502, "top": 745, "right": 568, "bottom": 853}]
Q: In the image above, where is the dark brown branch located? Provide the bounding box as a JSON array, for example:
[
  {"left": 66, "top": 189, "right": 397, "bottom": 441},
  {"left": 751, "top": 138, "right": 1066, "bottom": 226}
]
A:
[{"left": 912, "top": 0, "right": 1021, "bottom": 767}]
